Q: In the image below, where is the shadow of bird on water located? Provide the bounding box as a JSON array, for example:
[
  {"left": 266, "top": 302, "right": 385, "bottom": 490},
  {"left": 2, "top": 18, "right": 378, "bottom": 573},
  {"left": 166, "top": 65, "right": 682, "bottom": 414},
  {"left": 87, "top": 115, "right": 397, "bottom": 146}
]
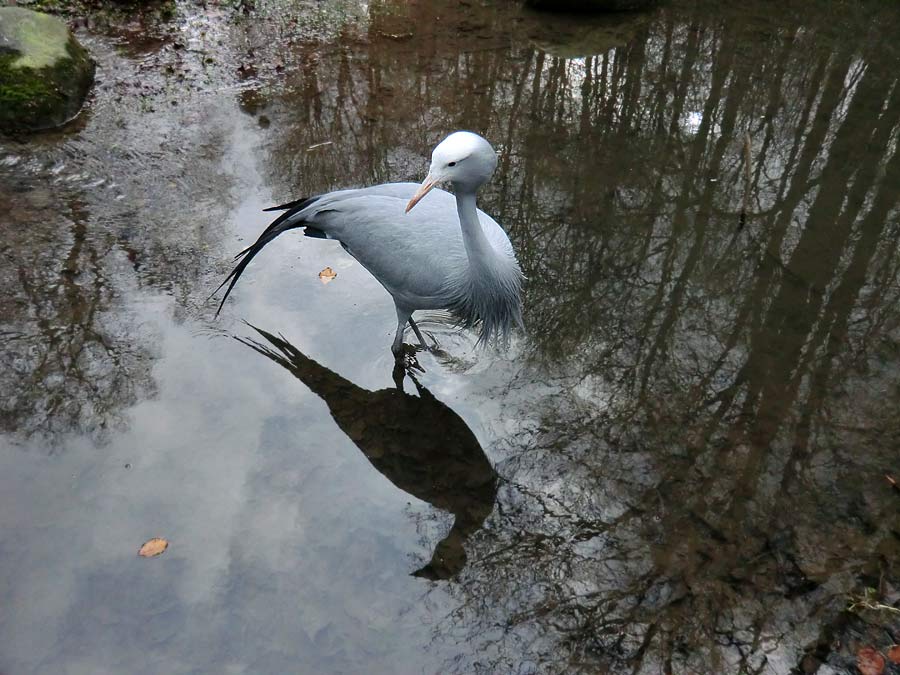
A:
[{"left": 236, "top": 324, "right": 498, "bottom": 581}]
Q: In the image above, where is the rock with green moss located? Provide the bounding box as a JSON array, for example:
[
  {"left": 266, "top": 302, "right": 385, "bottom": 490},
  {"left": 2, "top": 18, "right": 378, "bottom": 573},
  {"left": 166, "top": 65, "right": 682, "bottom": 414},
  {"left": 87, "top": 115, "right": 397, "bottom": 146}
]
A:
[{"left": 0, "top": 7, "right": 95, "bottom": 132}]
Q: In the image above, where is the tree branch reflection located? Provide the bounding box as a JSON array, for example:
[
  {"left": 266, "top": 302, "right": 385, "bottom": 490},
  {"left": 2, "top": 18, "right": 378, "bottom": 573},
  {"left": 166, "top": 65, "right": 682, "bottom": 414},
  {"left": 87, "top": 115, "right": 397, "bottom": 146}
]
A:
[{"left": 242, "top": 0, "right": 900, "bottom": 669}]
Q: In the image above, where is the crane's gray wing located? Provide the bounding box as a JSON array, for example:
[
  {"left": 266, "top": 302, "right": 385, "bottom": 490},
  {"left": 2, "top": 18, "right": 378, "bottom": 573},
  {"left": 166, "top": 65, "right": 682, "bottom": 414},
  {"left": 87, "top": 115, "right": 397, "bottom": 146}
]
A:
[
  {"left": 298, "top": 185, "right": 516, "bottom": 308},
  {"left": 213, "top": 183, "right": 514, "bottom": 315},
  {"left": 300, "top": 190, "right": 467, "bottom": 307}
]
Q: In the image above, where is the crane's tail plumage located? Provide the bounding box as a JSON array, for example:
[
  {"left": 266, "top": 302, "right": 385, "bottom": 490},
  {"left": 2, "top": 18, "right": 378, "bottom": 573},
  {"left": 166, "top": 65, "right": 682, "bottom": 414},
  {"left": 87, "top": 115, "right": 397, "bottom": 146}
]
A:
[{"left": 211, "top": 195, "right": 321, "bottom": 317}]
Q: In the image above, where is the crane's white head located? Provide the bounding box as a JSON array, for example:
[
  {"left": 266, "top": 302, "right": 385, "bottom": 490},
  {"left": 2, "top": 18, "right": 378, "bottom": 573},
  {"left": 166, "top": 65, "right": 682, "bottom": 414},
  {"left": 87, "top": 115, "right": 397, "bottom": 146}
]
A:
[{"left": 406, "top": 131, "right": 498, "bottom": 213}]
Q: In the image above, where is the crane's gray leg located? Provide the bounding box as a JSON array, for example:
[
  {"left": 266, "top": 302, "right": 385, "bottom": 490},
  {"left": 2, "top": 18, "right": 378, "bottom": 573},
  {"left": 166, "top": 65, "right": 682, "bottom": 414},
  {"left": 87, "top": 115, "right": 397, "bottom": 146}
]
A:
[
  {"left": 391, "top": 307, "right": 426, "bottom": 378},
  {"left": 391, "top": 307, "right": 410, "bottom": 357},
  {"left": 408, "top": 317, "right": 428, "bottom": 350}
]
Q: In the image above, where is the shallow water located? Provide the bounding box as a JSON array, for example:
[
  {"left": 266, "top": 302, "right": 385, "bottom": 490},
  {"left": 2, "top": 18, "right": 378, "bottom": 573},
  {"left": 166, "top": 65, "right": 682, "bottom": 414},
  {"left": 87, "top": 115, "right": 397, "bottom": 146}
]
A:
[{"left": 2, "top": 0, "right": 900, "bottom": 672}]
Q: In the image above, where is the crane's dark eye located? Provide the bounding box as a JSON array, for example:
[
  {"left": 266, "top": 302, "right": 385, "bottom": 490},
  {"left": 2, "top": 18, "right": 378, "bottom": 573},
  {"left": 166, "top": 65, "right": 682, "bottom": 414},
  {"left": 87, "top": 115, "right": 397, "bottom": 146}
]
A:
[{"left": 448, "top": 161, "right": 457, "bottom": 167}]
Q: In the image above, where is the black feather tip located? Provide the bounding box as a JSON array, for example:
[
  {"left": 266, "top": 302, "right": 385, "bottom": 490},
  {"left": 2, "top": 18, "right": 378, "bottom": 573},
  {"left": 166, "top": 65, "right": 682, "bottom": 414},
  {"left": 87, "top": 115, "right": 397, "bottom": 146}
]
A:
[{"left": 210, "top": 196, "right": 319, "bottom": 317}]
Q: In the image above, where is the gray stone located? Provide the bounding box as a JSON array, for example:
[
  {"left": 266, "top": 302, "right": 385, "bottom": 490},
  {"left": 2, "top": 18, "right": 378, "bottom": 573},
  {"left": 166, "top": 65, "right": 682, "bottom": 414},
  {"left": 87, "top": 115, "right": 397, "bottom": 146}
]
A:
[{"left": 0, "top": 7, "right": 95, "bottom": 132}]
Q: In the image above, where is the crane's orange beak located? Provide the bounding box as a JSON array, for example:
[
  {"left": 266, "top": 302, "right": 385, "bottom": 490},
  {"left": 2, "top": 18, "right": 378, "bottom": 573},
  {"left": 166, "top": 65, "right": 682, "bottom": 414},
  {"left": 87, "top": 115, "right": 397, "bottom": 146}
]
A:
[{"left": 405, "top": 175, "right": 438, "bottom": 213}]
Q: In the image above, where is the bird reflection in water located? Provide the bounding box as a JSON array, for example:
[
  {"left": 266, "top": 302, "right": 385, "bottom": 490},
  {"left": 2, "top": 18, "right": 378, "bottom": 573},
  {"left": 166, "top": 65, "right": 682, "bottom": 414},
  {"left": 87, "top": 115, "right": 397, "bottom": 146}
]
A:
[{"left": 237, "top": 325, "right": 498, "bottom": 580}]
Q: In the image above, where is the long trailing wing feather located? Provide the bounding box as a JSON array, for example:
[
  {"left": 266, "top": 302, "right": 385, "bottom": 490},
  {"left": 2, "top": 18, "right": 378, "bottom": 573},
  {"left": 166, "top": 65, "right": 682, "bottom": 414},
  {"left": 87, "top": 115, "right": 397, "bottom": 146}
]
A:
[
  {"left": 263, "top": 197, "right": 312, "bottom": 213},
  {"left": 232, "top": 196, "right": 317, "bottom": 260},
  {"left": 211, "top": 196, "right": 318, "bottom": 317}
]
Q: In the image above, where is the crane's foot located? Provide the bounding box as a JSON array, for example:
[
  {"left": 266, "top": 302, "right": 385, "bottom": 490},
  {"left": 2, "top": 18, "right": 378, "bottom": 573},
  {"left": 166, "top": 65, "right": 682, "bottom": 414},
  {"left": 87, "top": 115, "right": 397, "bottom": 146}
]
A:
[
  {"left": 391, "top": 344, "right": 425, "bottom": 389},
  {"left": 404, "top": 336, "right": 441, "bottom": 355},
  {"left": 393, "top": 343, "right": 426, "bottom": 366},
  {"left": 392, "top": 341, "right": 427, "bottom": 357}
]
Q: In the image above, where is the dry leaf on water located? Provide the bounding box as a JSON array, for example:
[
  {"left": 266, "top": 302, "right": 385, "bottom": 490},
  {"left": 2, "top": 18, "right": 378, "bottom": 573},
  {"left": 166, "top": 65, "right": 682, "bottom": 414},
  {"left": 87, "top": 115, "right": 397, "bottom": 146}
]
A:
[
  {"left": 888, "top": 645, "right": 900, "bottom": 664},
  {"left": 888, "top": 474, "right": 900, "bottom": 498},
  {"left": 318, "top": 266, "right": 337, "bottom": 284},
  {"left": 138, "top": 537, "right": 169, "bottom": 557},
  {"left": 857, "top": 646, "right": 885, "bottom": 675}
]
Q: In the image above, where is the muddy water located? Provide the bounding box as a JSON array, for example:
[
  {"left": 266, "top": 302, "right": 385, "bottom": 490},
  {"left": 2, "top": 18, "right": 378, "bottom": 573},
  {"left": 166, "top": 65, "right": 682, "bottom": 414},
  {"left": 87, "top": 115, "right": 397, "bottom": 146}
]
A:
[{"left": 2, "top": 0, "right": 900, "bottom": 673}]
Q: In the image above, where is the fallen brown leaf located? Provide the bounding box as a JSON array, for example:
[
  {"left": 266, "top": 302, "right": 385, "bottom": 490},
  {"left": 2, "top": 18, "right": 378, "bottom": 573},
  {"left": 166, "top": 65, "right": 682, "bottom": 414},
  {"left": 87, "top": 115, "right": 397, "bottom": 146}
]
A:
[
  {"left": 887, "top": 645, "right": 900, "bottom": 664},
  {"left": 318, "top": 266, "right": 337, "bottom": 284},
  {"left": 138, "top": 537, "right": 169, "bottom": 557},
  {"left": 888, "top": 474, "right": 900, "bottom": 498},
  {"left": 857, "top": 646, "right": 885, "bottom": 675}
]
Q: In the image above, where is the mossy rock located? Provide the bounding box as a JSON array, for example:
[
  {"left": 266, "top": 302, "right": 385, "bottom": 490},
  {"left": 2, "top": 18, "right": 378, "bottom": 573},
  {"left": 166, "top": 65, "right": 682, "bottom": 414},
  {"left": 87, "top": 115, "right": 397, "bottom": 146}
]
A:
[
  {"left": 525, "top": 0, "right": 658, "bottom": 11},
  {"left": 0, "top": 7, "right": 95, "bottom": 132}
]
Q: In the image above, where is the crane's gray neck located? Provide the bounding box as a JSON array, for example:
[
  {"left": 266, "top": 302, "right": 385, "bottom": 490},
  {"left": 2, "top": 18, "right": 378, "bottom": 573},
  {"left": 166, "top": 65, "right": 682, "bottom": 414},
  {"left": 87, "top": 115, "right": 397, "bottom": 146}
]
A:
[
  {"left": 450, "top": 187, "right": 524, "bottom": 346},
  {"left": 455, "top": 190, "right": 494, "bottom": 269}
]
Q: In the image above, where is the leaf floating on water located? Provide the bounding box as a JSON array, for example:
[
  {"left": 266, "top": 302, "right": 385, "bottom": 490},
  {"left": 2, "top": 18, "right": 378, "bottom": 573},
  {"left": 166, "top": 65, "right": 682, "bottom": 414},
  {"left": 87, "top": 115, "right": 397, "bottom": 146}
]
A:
[
  {"left": 857, "top": 646, "right": 885, "bottom": 675},
  {"left": 888, "top": 645, "right": 900, "bottom": 664},
  {"left": 138, "top": 537, "right": 169, "bottom": 557},
  {"left": 318, "top": 266, "right": 337, "bottom": 284},
  {"left": 887, "top": 474, "right": 900, "bottom": 498}
]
